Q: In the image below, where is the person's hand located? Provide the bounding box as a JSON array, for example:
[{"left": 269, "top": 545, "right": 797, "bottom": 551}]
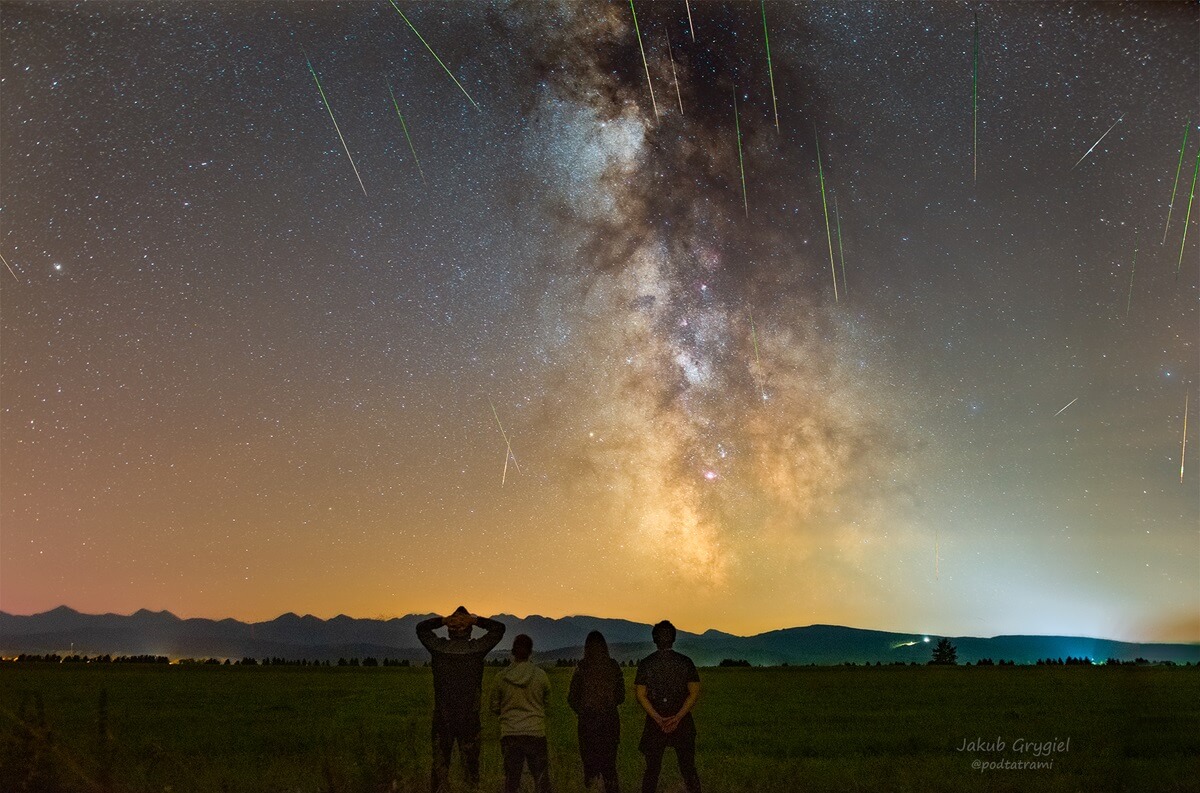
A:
[
  {"left": 661, "top": 714, "right": 680, "bottom": 734},
  {"left": 651, "top": 713, "right": 667, "bottom": 731},
  {"left": 444, "top": 612, "right": 472, "bottom": 632}
]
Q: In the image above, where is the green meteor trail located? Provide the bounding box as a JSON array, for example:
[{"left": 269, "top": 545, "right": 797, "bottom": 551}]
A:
[
  {"left": 734, "top": 87, "right": 747, "bottom": 217},
  {"left": 388, "top": 0, "right": 479, "bottom": 111},
  {"left": 1163, "top": 121, "right": 1190, "bottom": 244},
  {"left": 815, "top": 130, "right": 839, "bottom": 303},
  {"left": 388, "top": 85, "right": 425, "bottom": 185},
  {"left": 835, "top": 195, "right": 847, "bottom": 298},
  {"left": 1177, "top": 148, "right": 1199, "bottom": 279},
  {"left": 972, "top": 11, "right": 978, "bottom": 183},
  {"left": 1125, "top": 233, "right": 1137, "bottom": 319},
  {"left": 1181, "top": 392, "right": 1189, "bottom": 485},
  {"left": 306, "top": 57, "right": 367, "bottom": 197},
  {"left": 762, "top": 0, "right": 779, "bottom": 132},
  {"left": 629, "top": 0, "right": 658, "bottom": 119}
]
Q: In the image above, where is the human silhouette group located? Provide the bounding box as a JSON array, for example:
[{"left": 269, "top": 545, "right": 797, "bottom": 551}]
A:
[{"left": 416, "top": 607, "right": 702, "bottom": 793}]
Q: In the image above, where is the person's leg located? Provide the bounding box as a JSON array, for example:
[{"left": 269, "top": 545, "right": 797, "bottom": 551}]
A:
[
  {"left": 601, "top": 750, "right": 621, "bottom": 793},
  {"left": 502, "top": 736, "right": 525, "bottom": 793},
  {"left": 675, "top": 737, "right": 701, "bottom": 793},
  {"left": 527, "top": 736, "right": 553, "bottom": 793},
  {"left": 640, "top": 745, "right": 664, "bottom": 793},
  {"left": 430, "top": 722, "right": 454, "bottom": 793},
  {"left": 460, "top": 725, "right": 482, "bottom": 791}
]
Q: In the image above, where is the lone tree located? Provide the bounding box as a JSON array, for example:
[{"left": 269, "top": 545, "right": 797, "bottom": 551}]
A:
[{"left": 931, "top": 638, "right": 958, "bottom": 665}]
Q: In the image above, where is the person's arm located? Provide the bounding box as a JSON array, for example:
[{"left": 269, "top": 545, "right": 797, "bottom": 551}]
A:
[
  {"left": 613, "top": 662, "right": 627, "bottom": 706},
  {"left": 635, "top": 685, "right": 665, "bottom": 730},
  {"left": 471, "top": 616, "right": 506, "bottom": 653},
  {"left": 415, "top": 616, "right": 445, "bottom": 653}
]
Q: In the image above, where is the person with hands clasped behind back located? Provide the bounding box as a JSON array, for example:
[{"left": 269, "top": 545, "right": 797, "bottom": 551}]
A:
[{"left": 635, "top": 620, "right": 701, "bottom": 793}]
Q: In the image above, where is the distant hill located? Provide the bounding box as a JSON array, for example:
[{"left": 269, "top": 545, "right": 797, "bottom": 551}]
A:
[{"left": 2, "top": 607, "right": 1197, "bottom": 665}]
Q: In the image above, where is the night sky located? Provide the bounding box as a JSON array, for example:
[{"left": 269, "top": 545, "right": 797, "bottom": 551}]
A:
[{"left": 2, "top": 1, "right": 1196, "bottom": 643}]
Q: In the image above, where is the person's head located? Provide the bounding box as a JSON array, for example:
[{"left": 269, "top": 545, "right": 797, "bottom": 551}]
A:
[
  {"left": 512, "top": 634, "right": 533, "bottom": 662},
  {"left": 583, "top": 630, "right": 610, "bottom": 664},
  {"left": 651, "top": 620, "right": 676, "bottom": 650},
  {"left": 446, "top": 606, "right": 472, "bottom": 639}
]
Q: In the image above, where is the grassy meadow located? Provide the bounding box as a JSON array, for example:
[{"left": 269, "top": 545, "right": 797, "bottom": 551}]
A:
[{"left": 1, "top": 663, "right": 1197, "bottom": 793}]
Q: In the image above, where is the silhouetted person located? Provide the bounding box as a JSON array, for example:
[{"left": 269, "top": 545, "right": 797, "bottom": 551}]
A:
[
  {"left": 490, "top": 633, "right": 553, "bottom": 793},
  {"left": 635, "top": 620, "right": 700, "bottom": 793},
  {"left": 569, "top": 630, "right": 625, "bottom": 793},
  {"left": 416, "top": 606, "right": 506, "bottom": 793}
]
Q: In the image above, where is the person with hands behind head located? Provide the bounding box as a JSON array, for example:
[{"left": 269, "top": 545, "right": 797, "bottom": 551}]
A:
[{"left": 416, "top": 606, "right": 506, "bottom": 793}]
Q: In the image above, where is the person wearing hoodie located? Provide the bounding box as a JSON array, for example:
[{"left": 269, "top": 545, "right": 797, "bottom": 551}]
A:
[
  {"left": 490, "top": 633, "right": 553, "bottom": 793},
  {"left": 568, "top": 631, "right": 625, "bottom": 793},
  {"left": 416, "top": 606, "right": 507, "bottom": 793}
]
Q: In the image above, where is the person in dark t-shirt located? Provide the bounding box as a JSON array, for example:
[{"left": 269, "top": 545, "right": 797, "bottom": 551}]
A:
[
  {"left": 634, "top": 620, "right": 701, "bottom": 793},
  {"left": 416, "top": 606, "right": 506, "bottom": 793}
]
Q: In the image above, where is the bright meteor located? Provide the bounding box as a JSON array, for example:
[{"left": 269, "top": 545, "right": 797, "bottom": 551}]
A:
[
  {"left": 1177, "top": 148, "right": 1199, "bottom": 279},
  {"left": 667, "top": 32, "right": 683, "bottom": 115},
  {"left": 734, "top": 87, "right": 748, "bottom": 217},
  {"left": 0, "top": 252, "right": 18, "bottom": 282},
  {"left": 388, "top": 0, "right": 479, "bottom": 111},
  {"left": 815, "top": 130, "right": 839, "bottom": 303},
  {"left": 388, "top": 85, "right": 426, "bottom": 185},
  {"left": 1162, "top": 121, "right": 1189, "bottom": 244},
  {"left": 762, "top": 1, "right": 779, "bottom": 132},
  {"left": 1054, "top": 397, "right": 1079, "bottom": 417},
  {"left": 629, "top": 0, "right": 658, "bottom": 120},
  {"left": 1072, "top": 113, "right": 1124, "bottom": 170},
  {"left": 306, "top": 56, "right": 367, "bottom": 197},
  {"left": 489, "top": 399, "right": 521, "bottom": 486}
]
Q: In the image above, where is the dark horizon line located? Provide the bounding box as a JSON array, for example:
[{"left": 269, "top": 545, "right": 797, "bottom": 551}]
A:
[{"left": 3, "top": 604, "right": 1196, "bottom": 647}]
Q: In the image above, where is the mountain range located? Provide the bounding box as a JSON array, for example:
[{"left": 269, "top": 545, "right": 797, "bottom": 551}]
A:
[{"left": 2, "top": 606, "right": 1197, "bottom": 666}]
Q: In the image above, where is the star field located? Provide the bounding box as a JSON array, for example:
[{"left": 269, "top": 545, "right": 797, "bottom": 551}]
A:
[{"left": 1, "top": 1, "right": 1196, "bottom": 642}]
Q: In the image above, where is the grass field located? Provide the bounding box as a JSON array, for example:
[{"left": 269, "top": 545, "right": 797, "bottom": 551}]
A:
[{"left": 1, "top": 663, "right": 1197, "bottom": 793}]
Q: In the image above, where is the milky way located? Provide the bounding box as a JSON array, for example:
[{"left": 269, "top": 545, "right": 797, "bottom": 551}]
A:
[{"left": 1, "top": 2, "right": 1196, "bottom": 641}]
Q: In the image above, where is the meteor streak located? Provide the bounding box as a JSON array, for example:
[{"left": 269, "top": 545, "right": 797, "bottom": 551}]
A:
[
  {"left": 834, "top": 196, "right": 847, "bottom": 298},
  {"left": 734, "top": 88, "right": 747, "bottom": 217},
  {"left": 761, "top": 0, "right": 779, "bottom": 132},
  {"left": 1162, "top": 120, "right": 1189, "bottom": 244},
  {"left": 1182, "top": 392, "right": 1189, "bottom": 484},
  {"left": 388, "top": 0, "right": 479, "bottom": 110},
  {"left": 1054, "top": 397, "right": 1079, "bottom": 417},
  {"left": 306, "top": 56, "right": 368, "bottom": 197},
  {"left": 685, "top": 0, "right": 695, "bottom": 41},
  {"left": 489, "top": 399, "right": 521, "bottom": 486},
  {"left": 1177, "top": 148, "right": 1199, "bottom": 279},
  {"left": 1125, "top": 233, "right": 1137, "bottom": 319},
  {"left": 0, "top": 252, "right": 18, "bottom": 282},
  {"left": 666, "top": 32, "right": 683, "bottom": 115},
  {"left": 628, "top": 0, "right": 658, "bottom": 119},
  {"left": 749, "top": 307, "right": 760, "bottom": 366},
  {"left": 388, "top": 85, "right": 425, "bottom": 185},
  {"left": 1071, "top": 113, "right": 1124, "bottom": 170},
  {"left": 972, "top": 11, "right": 978, "bottom": 183},
  {"left": 815, "top": 130, "right": 839, "bottom": 303}
]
